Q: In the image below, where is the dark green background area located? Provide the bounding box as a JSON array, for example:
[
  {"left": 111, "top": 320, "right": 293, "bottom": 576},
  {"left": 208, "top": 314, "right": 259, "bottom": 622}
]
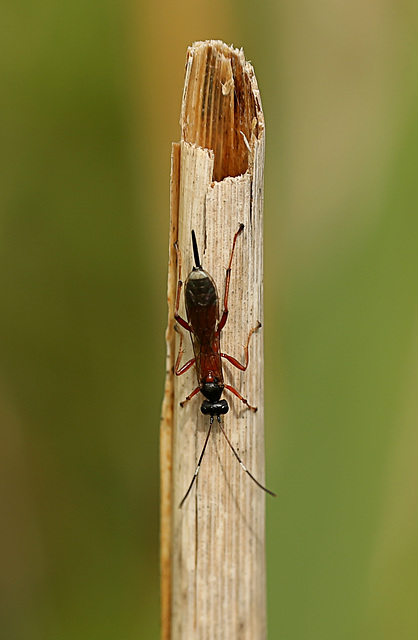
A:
[{"left": 1, "top": 2, "right": 418, "bottom": 639}]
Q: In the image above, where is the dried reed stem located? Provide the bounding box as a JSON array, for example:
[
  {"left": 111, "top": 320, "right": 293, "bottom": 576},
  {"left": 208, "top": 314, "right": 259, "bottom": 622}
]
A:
[{"left": 160, "top": 40, "right": 267, "bottom": 640}]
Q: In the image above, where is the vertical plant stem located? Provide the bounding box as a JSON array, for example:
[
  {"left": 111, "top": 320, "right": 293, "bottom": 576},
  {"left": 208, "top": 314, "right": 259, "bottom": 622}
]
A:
[{"left": 161, "top": 40, "right": 267, "bottom": 640}]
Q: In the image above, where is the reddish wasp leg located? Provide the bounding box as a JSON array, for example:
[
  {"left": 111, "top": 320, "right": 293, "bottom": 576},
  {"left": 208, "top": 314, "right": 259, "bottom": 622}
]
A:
[
  {"left": 173, "top": 243, "right": 198, "bottom": 402},
  {"left": 217, "top": 223, "right": 244, "bottom": 334},
  {"left": 174, "top": 325, "right": 195, "bottom": 376},
  {"left": 221, "top": 321, "right": 262, "bottom": 371},
  {"left": 175, "top": 357, "right": 195, "bottom": 376},
  {"left": 179, "top": 385, "right": 201, "bottom": 408},
  {"left": 174, "top": 241, "right": 192, "bottom": 332},
  {"left": 224, "top": 384, "right": 258, "bottom": 412}
]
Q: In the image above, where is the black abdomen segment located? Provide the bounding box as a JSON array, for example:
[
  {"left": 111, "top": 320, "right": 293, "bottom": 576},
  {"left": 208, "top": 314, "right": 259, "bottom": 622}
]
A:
[{"left": 185, "top": 269, "right": 218, "bottom": 312}]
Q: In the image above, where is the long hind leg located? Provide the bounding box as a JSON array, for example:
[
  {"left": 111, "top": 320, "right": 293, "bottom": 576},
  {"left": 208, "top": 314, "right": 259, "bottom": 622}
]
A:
[
  {"left": 217, "top": 223, "right": 244, "bottom": 334},
  {"left": 221, "top": 321, "right": 261, "bottom": 371},
  {"left": 174, "top": 325, "right": 195, "bottom": 376},
  {"left": 174, "top": 241, "right": 191, "bottom": 332},
  {"left": 174, "top": 325, "right": 198, "bottom": 406}
]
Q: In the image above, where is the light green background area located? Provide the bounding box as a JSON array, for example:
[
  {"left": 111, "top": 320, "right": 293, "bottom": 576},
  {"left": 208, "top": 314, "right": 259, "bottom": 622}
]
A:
[{"left": 1, "top": 2, "right": 418, "bottom": 639}]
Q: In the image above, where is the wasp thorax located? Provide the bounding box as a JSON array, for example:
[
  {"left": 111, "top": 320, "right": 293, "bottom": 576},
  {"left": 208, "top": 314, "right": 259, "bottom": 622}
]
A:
[{"left": 201, "top": 380, "right": 223, "bottom": 402}]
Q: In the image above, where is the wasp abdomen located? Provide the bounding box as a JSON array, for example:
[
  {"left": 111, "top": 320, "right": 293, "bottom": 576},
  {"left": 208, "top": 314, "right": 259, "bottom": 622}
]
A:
[{"left": 185, "top": 268, "right": 218, "bottom": 311}]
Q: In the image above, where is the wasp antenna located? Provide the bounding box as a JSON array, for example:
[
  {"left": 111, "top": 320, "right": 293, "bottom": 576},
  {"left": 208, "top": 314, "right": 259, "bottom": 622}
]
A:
[
  {"left": 179, "top": 416, "right": 214, "bottom": 508},
  {"left": 191, "top": 230, "right": 201, "bottom": 269},
  {"left": 217, "top": 416, "right": 277, "bottom": 498}
]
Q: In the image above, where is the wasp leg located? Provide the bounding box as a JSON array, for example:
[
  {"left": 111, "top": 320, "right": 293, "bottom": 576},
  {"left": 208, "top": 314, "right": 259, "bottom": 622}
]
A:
[
  {"left": 224, "top": 384, "right": 257, "bottom": 412},
  {"left": 179, "top": 385, "right": 200, "bottom": 407},
  {"left": 174, "top": 324, "right": 195, "bottom": 376},
  {"left": 217, "top": 223, "right": 244, "bottom": 334},
  {"left": 174, "top": 241, "right": 192, "bottom": 332},
  {"left": 221, "top": 321, "right": 261, "bottom": 371}
]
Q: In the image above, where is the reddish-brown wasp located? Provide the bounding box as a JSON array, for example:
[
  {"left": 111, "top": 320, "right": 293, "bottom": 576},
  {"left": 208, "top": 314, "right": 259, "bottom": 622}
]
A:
[{"left": 174, "top": 223, "right": 276, "bottom": 507}]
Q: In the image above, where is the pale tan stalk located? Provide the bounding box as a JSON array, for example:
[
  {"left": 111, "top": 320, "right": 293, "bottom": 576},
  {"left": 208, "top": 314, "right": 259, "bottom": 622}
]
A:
[{"left": 160, "top": 40, "right": 266, "bottom": 640}]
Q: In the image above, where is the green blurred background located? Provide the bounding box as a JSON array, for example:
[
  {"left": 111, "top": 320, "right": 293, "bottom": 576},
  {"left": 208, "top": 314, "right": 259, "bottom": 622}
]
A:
[{"left": 1, "top": 1, "right": 418, "bottom": 639}]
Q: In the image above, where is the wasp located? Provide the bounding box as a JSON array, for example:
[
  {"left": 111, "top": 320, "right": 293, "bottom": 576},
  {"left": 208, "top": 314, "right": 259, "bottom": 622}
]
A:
[{"left": 174, "top": 224, "right": 276, "bottom": 507}]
